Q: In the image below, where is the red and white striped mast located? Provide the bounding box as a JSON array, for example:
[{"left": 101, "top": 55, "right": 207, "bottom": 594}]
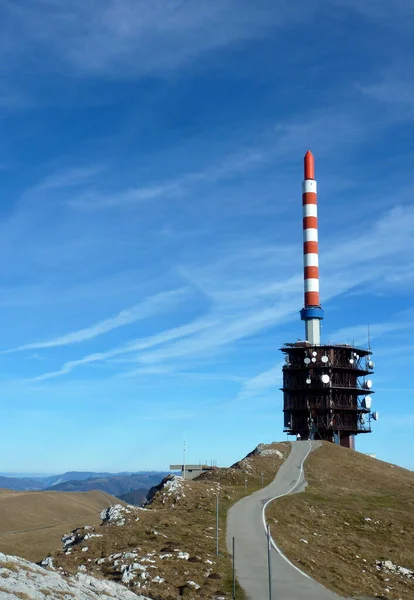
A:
[{"left": 300, "top": 150, "right": 324, "bottom": 344}]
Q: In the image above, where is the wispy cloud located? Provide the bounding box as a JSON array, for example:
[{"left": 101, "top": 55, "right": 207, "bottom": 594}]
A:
[
  {"left": 37, "top": 166, "right": 104, "bottom": 192},
  {"left": 69, "top": 108, "right": 370, "bottom": 210},
  {"left": 7, "top": 288, "right": 186, "bottom": 354},
  {"left": 28, "top": 201, "right": 414, "bottom": 381},
  {"left": 327, "top": 310, "right": 414, "bottom": 347},
  {"left": 30, "top": 318, "right": 216, "bottom": 381},
  {"left": 236, "top": 363, "right": 283, "bottom": 401},
  {"left": 1, "top": 1, "right": 301, "bottom": 79}
]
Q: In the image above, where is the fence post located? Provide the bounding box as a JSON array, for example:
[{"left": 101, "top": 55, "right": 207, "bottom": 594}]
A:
[
  {"left": 216, "top": 494, "right": 219, "bottom": 556},
  {"left": 267, "top": 524, "right": 272, "bottom": 600},
  {"left": 232, "top": 536, "right": 236, "bottom": 599}
]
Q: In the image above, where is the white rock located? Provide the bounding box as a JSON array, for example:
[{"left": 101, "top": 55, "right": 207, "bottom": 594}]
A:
[
  {"left": 187, "top": 580, "right": 201, "bottom": 590},
  {"left": 121, "top": 566, "right": 136, "bottom": 584},
  {"left": 100, "top": 504, "right": 134, "bottom": 526},
  {"left": 0, "top": 552, "right": 152, "bottom": 599},
  {"left": 375, "top": 559, "right": 413, "bottom": 579},
  {"left": 84, "top": 533, "right": 103, "bottom": 540},
  {"left": 39, "top": 557, "right": 54, "bottom": 569}
]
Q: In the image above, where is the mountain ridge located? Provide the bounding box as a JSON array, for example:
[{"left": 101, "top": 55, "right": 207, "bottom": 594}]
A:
[{"left": 0, "top": 471, "right": 171, "bottom": 499}]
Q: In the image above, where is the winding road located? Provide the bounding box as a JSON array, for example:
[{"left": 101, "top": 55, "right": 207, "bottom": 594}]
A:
[{"left": 226, "top": 441, "right": 348, "bottom": 599}]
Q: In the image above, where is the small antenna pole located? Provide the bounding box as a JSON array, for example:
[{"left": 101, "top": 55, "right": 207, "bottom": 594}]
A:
[
  {"left": 183, "top": 439, "right": 186, "bottom": 480},
  {"left": 367, "top": 324, "right": 371, "bottom": 351}
]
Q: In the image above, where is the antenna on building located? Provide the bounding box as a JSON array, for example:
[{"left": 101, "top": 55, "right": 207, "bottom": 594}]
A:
[{"left": 183, "top": 439, "right": 186, "bottom": 480}]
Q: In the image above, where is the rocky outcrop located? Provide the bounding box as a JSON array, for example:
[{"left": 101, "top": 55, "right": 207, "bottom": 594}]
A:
[{"left": 0, "top": 552, "right": 152, "bottom": 599}]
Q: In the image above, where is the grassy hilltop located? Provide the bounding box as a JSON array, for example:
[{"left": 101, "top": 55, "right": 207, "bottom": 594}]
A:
[{"left": 267, "top": 442, "right": 414, "bottom": 600}]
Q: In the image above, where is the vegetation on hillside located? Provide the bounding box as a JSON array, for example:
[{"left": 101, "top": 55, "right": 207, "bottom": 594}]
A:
[
  {"left": 46, "top": 442, "right": 289, "bottom": 599},
  {"left": 267, "top": 442, "right": 414, "bottom": 600}
]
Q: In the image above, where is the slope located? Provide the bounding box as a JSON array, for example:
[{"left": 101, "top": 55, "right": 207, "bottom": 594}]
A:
[
  {"left": 0, "top": 489, "right": 120, "bottom": 562},
  {"left": 45, "top": 442, "right": 289, "bottom": 599},
  {"left": 267, "top": 442, "right": 414, "bottom": 600}
]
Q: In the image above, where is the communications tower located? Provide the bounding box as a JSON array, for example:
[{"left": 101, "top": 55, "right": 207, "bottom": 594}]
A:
[{"left": 281, "top": 152, "right": 378, "bottom": 449}]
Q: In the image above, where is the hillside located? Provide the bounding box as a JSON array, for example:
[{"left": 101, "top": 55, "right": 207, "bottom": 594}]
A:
[
  {"left": 267, "top": 442, "right": 414, "bottom": 600},
  {"left": 0, "top": 476, "right": 45, "bottom": 491},
  {"left": 119, "top": 488, "right": 149, "bottom": 506},
  {"left": 0, "top": 489, "right": 120, "bottom": 562},
  {"left": 47, "top": 472, "right": 170, "bottom": 497},
  {"left": 41, "top": 442, "right": 289, "bottom": 599},
  {"left": 0, "top": 471, "right": 169, "bottom": 495}
]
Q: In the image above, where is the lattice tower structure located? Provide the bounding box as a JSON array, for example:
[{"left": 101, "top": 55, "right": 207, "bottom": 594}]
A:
[{"left": 281, "top": 342, "right": 374, "bottom": 448}]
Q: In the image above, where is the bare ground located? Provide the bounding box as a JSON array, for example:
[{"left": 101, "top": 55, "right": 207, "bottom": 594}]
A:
[{"left": 266, "top": 442, "right": 414, "bottom": 600}]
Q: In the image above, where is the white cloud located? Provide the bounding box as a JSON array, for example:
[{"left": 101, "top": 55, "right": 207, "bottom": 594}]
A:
[
  {"left": 28, "top": 201, "right": 414, "bottom": 381},
  {"left": 326, "top": 311, "right": 414, "bottom": 347},
  {"left": 1, "top": 1, "right": 303, "bottom": 78},
  {"left": 30, "top": 317, "right": 216, "bottom": 381},
  {"left": 236, "top": 363, "right": 283, "bottom": 401},
  {"left": 69, "top": 108, "right": 370, "bottom": 210},
  {"left": 37, "top": 166, "right": 104, "bottom": 191},
  {"left": 8, "top": 288, "right": 186, "bottom": 353}
]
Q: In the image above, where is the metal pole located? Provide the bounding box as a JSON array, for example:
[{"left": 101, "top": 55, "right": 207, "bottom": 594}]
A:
[
  {"left": 244, "top": 478, "right": 247, "bottom": 494},
  {"left": 183, "top": 439, "right": 186, "bottom": 480},
  {"left": 232, "top": 536, "right": 236, "bottom": 599},
  {"left": 216, "top": 494, "right": 219, "bottom": 556},
  {"left": 267, "top": 524, "right": 272, "bottom": 600},
  {"left": 261, "top": 472, "right": 264, "bottom": 485}
]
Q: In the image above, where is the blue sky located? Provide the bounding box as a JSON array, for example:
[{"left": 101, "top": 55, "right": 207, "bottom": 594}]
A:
[{"left": 0, "top": 0, "right": 413, "bottom": 473}]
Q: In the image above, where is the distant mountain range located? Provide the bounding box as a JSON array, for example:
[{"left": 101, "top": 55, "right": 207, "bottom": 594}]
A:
[{"left": 0, "top": 471, "right": 172, "bottom": 504}]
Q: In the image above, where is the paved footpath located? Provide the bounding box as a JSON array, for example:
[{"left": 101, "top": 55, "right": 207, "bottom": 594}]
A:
[{"left": 226, "top": 441, "right": 349, "bottom": 600}]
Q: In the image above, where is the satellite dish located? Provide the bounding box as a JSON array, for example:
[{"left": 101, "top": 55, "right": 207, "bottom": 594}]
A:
[
  {"left": 349, "top": 358, "right": 354, "bottom": 364},
  {"left": 364, "top": 379, "right": 373, "bottom": 389},
  {"left": 321, "top": 356, "right": 329, "bottom": 363},
  {"left": 356, "top": 354, "right": 360, "bottom": 359},
  {"left": 372, "top": 411, "right": 379, "bottom": 421},
  {"left": 321, "top": 374, "right": 330, "bottom": 384},
  {"left": 362, "top": 396, "right": 372, "bottom": 409},
  {"left": 360, "top": 415, "right": 365, "bottom": 424},
  {"left": 306, "top": 378, "right": 311, "bottom": 385},
  {"left": 311, "top": 357, "right": 316, "bottom": 363},
  {"left": 312, "top": 351, "right": 317, "bottom": 357},
  {"left": 304, "top": 357, "right": 311, "bottom": 365},
  {"left": 367, "top": 361, "right": 374, "bottom": 370}
]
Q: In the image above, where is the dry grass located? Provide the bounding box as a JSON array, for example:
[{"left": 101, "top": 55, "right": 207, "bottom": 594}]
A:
[
  {"left": 267, "top": 442, "right": 414, "bottom": 600},
  {"left": 49, "top": 442, "right": 290, "bottom": 599},
  {"left": 0, "top": 490, "right": 119, "bottom": 562}
]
